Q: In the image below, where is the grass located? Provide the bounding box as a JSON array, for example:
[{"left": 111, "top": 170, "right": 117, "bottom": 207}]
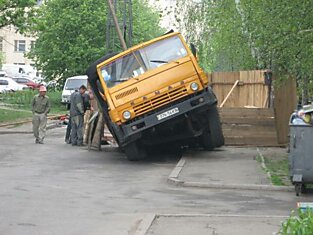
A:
[
  {"left": 0, "top": 89, "right": 67, "bottom": 123},
  {"left": 264, "top": 156, "right": 289, "bottom": 186},
  {"left": 279, "top": 209, "right": 313, "bottom": 234},
  {"left": 0, "top": 108, "right": 33, "bottom": 123},
  {"left": 257, "top": 149, "right": 290, "bottom": 186}
]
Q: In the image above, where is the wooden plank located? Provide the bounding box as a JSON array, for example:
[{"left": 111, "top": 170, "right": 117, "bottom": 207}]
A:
[
  {"left": 273, "top": 76, "right": 297, "bottom": 144},
  {"left": 219, "top": 108, "right": 274, "bottom": 118},
  {"left": 221, "top": 117, "right": 275, "bottom": 126},
  {"left": 211, "top": 82, "right": 266, "bottom": 85},
  {"left": 225, "top": 136, "right": 281, "bottom": 147},
  {"left": 220, "top": 80, "right": 239, "bottom": 107},
  {"left": 222, "top": 124, "right": 277, "bottom": 132},
  {"left": 219, "top": 107, "right": 279, "bottom": 146},
  {"left": 223, "top": 129, "right": 277, "bottom": 138}
]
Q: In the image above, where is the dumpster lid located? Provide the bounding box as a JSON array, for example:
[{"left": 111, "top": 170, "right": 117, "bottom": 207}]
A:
[{"left": 302, "top": 104, "right": 313, "bottom": 114}]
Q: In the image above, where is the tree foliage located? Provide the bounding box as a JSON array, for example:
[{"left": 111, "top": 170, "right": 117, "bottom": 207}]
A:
[
  {"left": 176, "top": 0, "right": 313, "bottom": 86},
  {"left": 0, "top": 52, "right": 3, "bottom": 67},
  {"left": 0, "top": 0, "right": 37, "bottom": 31},
  {"left": 27, "top": 0, "right": 163, "bottom": 84}
]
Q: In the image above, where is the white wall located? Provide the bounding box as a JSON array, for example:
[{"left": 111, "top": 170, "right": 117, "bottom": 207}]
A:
[{"left": 0, "top": 26, "right": 36, "bottom": 67}]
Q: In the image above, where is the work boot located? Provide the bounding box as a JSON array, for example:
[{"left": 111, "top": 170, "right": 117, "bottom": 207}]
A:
[
  {"left": 35, "top": 139, "right": 39, "bottom": 144},
  {"left": 38, "top": 140, "right": 44, "bottom": 144}
]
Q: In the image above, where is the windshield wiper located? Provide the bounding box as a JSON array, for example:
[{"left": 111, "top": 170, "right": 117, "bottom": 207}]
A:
[
  {"left": 112, "top": 79, "right": 129, "bottom": 83},
  {"left": 150, "top": 60, "right": 180, "bottom": 64},
  {"left": 150, "top": 60, "right": 168, "bottom": 64}
]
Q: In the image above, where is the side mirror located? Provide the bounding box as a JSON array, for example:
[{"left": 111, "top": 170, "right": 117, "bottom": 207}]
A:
[{"left": 190, "top": 43, "right": 197, "bottom": 57}]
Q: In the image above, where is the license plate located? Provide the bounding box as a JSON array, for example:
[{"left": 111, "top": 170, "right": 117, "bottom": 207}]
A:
[{"left": 157, "top": 108, "right": 179, "bottom": 121}]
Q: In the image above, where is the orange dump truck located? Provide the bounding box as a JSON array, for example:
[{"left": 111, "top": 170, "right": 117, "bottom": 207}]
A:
[{"left": 86, "top": 32, "right": 224, "bottom": 160}]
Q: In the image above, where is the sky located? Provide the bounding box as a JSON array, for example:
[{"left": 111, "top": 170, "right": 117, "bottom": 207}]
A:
[{"left": 148, "top": 0, "right": 177, "bottom": 30}]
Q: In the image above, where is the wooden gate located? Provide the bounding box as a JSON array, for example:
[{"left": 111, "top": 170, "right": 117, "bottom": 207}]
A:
[
  {"left": 209, "top": 70, "right": 297, "bottom": 146},
  {"left": 210, "top": 70, "right": 271, "bottom": 108}
]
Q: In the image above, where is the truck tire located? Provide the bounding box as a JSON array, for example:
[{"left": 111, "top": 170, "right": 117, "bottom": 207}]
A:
[
  {"left": 124, "top": 141, "right": 147, "bottom": 161},
  {"left": 201, "top": 105, "right": 224, "bottom": 150}
]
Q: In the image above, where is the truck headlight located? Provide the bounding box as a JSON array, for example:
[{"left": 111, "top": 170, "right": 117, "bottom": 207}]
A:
[
  {"left": 123, "top": 111, "right": 131, "bottom": 120},
  {"left": 190, "top": 82, "right": 199, "bottom": 91}
]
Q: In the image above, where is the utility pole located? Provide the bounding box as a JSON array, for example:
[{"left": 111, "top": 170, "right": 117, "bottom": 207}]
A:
[
  {"left": 107, "top": 0, "right": 127, "bottom": 50},
  {"left": 87, "top": 0, "right": 133, "bottom": 150}
]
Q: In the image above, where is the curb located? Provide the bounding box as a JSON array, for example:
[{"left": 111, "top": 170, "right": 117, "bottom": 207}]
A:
[
  {"left": 167, "top": 155, "right": 294, "bottom": 192},
  {"left": 132, "top": 213, "right": 288, "bottom": 235},
  {"left": 155, "top": 213, "right": 289, "bottom": 219},
  {"left": 0, "top": 122, "right": 60, "bottom": 135},
  {"left": 168, "top": 178, "right": 294, "bottom": 192},
  {"left": 168, "top": 158, "right": 185, "bottom": 178},
  {"left": 133, "top": 214, "right": 156, "bottom": 235},
  {"left": 0, "top": 114, "right": 64, "bottom": 128},
  {"left": 257, "top": 147, "right": 273, "bottom": 182}
]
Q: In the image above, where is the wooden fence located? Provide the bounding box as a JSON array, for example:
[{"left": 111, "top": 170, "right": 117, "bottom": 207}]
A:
[
  {"left": 209, "top": 70, "right": 297, "bottom": 146},
  {"left": 209, "top": 70, "right": 271, "bottom": 108}
]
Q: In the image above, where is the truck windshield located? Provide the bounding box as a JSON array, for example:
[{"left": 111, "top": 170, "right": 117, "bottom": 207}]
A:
[{"left": 100, "top": 35, "right": 188, "bottom": 88}]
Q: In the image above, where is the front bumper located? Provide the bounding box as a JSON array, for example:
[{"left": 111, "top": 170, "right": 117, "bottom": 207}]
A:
[
  {"left": 61, "top": 97, "right": 70, "bottom": 104},
  {"left": 120, "top": 87, "right": 217, "bottom": 142}
]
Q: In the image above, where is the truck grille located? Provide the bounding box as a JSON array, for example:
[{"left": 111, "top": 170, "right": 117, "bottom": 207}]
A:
[
  {"left": 133, "top": 86, "right": 188, "bottom": 116},
  {"left": 115, "top": 87, "right": 138, "bottom": 100}
]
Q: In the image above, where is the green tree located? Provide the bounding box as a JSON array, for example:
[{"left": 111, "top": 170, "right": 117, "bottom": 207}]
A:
[
  {"left": 175, "top": 0, "right": 256, "bottom": 72},
  {"left": 0, "top": 0, "right": 37, "bottom": 31},
  {"left": 176, "top": 0, "right": 313, "bottom": 103},
  {"left": 27, "top": 0, "right": 163, "bottom": 84},
  {"left": 0, "top": 52, "right": 3, "bottom": 68}
]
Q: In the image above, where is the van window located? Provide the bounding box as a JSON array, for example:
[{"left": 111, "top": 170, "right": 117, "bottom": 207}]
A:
[
  {"left": 65, "top": 79, "right": 87, "bottom": 90},
  {"left": 0, "top": 80, "right": 9, "bottom": 85}
]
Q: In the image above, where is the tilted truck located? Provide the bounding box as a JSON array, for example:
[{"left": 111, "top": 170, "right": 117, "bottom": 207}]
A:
[{"left": 86, "top": 32, "right": 224, "bottom": 160}]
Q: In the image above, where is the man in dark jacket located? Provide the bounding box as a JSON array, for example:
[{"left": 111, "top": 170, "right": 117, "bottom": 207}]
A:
[{"left": 70, "top": 85, "right": 87, "bottom": 146}]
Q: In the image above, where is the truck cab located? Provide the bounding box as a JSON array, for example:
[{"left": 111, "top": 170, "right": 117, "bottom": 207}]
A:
[{"left": 87, "top": 32, "right": 224, "bottom": 160}]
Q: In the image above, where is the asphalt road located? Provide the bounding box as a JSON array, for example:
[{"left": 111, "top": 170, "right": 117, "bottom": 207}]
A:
[{"left": 0, "top": 127, "right": 305, "bottom": 235}]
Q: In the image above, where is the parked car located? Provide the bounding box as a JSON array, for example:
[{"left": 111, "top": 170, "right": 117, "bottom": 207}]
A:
[
  {"left": 0, "top": 71, "right": 7, "bottom": 77},
  {"left": 33, "top": 77, "right": 47, "bottom": 86},
  {"left": 0, "top": 78, "right": 10, "bottom": 93},
  {"left": 11, "top": 76, "right": 41, "bottom": 89},
  {"left": 0, "top": 77, "right": 28, "bottom": 92}
]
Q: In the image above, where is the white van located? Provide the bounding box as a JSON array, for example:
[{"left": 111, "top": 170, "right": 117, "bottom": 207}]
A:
[
  {"left": 2, "top": 64, "right": 39, "bottom": 78},
  {"left": 61, "top": 75, "right": 88, "bottom": 105}
]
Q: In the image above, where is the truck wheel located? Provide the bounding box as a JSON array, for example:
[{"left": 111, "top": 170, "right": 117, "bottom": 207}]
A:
[
  {"left": 295, "top": 183, "right": 302, "bottom": 196},
  {"left": 201, "top": 105, "right": 224, "bottom": 150},
  {"left": 124, "top": 141, "right": 147, "bottom": 161}
]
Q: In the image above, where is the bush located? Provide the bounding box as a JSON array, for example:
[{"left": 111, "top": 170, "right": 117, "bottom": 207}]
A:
[
  {"left": 279, "top": 209, "right": 313, "bottom": 234},
  {"left": 0, "top": 89, "right": 36, "bottom": 108},
  {"left": 0, "top": 89, "right": 66, "bottom": 114}
]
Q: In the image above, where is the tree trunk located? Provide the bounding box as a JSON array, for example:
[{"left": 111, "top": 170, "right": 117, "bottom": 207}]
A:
[{"left": 301, "top": 76, "right": 309, "bottom": 105}]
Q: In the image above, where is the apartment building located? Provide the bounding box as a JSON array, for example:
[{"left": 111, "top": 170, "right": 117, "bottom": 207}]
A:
[
  {"left": 0, "top": 26, "right": 36, "bottom": 67},
  {"left": 0, "top": 0, "right": 43, "bottom": 68}
]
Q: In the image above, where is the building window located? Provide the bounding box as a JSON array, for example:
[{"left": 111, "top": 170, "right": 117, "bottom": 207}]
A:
[
  {"left": 0, "top": 37, "right": 3, "bottom": 51},
  {"left": 31, "top": 41, "right": 36, "bottom": 50},
  {"left": 14, "top": 40, "right": 26, "bottom": 52}
]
